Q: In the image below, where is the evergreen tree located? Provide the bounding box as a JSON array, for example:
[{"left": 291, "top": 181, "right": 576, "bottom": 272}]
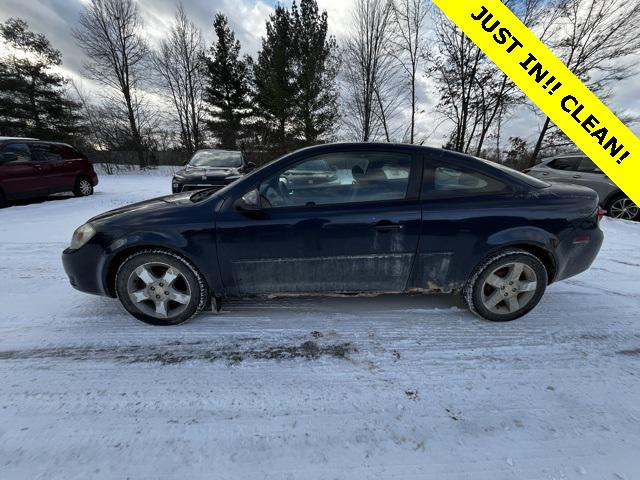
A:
[
  {"left": 204, "top": 13, "right": 251, "bottom": 150},
  {"left": 0, "top": 18, "right": 81, "bottom": 141},
  {"left": 252, "top": 6, "right": 296, "bottom": 153},
  {"left": 253, "top": 1, "right": 339, "bottom": 153},
  {"left": 292, "top": 0, "right": 339, "bottom": 144}
]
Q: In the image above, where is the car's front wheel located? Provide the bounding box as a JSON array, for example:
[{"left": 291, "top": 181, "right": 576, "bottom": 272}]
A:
[
  {"left": 465, "top": 249, "right": 548, "bottom": 322},
  {"left": 115, "top": 249, "right": 208, "bottom": 325}
]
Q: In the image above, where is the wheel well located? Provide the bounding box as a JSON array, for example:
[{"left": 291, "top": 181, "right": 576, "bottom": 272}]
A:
[
  {"left": 105, "top": 245, "right": 198, "bottom": 297},
  {"left": 604, "top": 190, "right": 624, "bottom": 209},
  {"left": 75, "top": 173, "right": 91, "bottom": 184},
  {"left": 506, "top": 244, "right": 556, "bottom": 283}
]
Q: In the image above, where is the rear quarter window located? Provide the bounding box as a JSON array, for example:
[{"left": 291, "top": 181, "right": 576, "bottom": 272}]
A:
[
  {"left": 423, "top": 160, "right": 512, "bottom": 198},
  {"left": 54, "top": 145, "right": 84, "bottom": 159},
  {"left": 548, "top": 157, "right": 580, "bottom": 171}
]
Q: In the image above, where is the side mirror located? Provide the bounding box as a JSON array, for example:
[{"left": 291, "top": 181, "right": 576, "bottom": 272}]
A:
[{"left": 235, "top": 188, "right": 261, "bottom": 212}]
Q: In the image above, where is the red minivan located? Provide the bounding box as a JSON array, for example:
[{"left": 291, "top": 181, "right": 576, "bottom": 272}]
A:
[{"left": 0, "top": 137, "right": 99, "bottom": 207}]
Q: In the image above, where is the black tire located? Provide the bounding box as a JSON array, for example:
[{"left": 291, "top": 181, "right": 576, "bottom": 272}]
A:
[
  {"left": 606, "top": 193, "right": 639, "bottom": 220},
  {"left": 73, "top": 176, "right": 94, "bottom": 197},
  {"left": 115, "top": 249, "right": 208, "bottom": 326},
  {"left": 464, "top": 249, "right": 548, "bottom": 322},
  {"left": 0, "top": 190, "right": 6, "bottom": 208}
]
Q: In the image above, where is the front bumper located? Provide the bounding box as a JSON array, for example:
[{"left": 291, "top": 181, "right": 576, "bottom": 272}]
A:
[
  {"left": 62, "top": 242, "right": 110, "bottom": 297},
  {"left": 172, "top": 179, "right": 233, "bottom": 194}
]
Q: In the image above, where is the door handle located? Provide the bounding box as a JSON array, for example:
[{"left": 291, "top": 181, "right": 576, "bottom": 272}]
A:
[
  {"left": 572, "top": 175, "right": 582, "bottom": 179},
  {"left": 375, "top": 221, "right": 404, "bottom": 231}
]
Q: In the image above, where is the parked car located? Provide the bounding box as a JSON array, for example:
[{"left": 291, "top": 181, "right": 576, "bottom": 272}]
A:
[
  {"left": 281, "top": 157, "right": 339, "bottom": 189},
  {"left": 172, "top": 149, "right": 254, "bottom": 193},
  {"left": 63, "top": 143, "right": 604, "bottom": 326},
  {"left": 524, "top": 154, "right": 638, "bottom": 220},
  {"left": 0, "top": 137, "right": 98, "bottom": 208}
]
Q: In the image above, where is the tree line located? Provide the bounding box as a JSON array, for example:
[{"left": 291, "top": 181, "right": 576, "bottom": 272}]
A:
[{"left": 1, "top": 0, "right": 639, "bottom": 169}]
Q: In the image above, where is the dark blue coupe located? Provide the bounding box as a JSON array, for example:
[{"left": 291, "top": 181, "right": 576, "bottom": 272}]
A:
[{"left": 62, "top": 143, "right": 604, "bottom": 325}]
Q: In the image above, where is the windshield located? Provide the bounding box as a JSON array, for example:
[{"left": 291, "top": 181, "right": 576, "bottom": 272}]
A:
[
  {"left": 189, "top": 150, "right": 242, "bottom": 168},
  {"left": 291, "top": 159, "right": 330, "bottom": 172}
]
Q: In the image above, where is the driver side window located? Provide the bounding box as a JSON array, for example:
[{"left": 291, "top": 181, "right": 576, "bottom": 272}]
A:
[
  {"left": 258, "top": 152, "right": 412, "bottom": 208},
  {"left": 1, "top": 143, "right": 31, "bottom": 163}
]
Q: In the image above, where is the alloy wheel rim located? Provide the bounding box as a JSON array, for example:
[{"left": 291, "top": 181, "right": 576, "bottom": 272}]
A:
[
  {"left": 126, "top": 262, "right": 191, "bottom": 319},
  {"left": 80, "top": 180, "right": 92, "bottom": 195},
  {"left": 610, "top": 198, "right": 638, "bottom": 220},
  {"left": 480, "top": 262, "right": 538, "bottom": 315}
]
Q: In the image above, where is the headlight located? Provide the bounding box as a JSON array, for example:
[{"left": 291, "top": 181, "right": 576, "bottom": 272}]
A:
[{"left": 70, "top": 223, "right": 96, "bottom": 250}]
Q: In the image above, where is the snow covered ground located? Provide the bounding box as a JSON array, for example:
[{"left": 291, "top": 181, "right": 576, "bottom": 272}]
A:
[{"left": 0, "top": 169, "right": 639, "bottom": 479}]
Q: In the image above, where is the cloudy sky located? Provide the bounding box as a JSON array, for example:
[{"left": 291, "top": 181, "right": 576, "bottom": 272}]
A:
[{"left": 1, "top": 0, "right": 639, "bottom": 148}]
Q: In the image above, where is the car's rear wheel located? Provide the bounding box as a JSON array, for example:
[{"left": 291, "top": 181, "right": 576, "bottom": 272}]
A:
[
  {"left": 607, "top": 194, "right": 638, "bottom": 220},
  {"left": 0, "top": 190, "right": 6, "bottom": 208},
  {"left": 465, "top": 249, "right": 548, "bottom": 322},
  {"left": 115, "top": 250, "right": 208, "bottom": 325},
  {"left": 74, "top": 176, "right": 93, "bottom": 197}
]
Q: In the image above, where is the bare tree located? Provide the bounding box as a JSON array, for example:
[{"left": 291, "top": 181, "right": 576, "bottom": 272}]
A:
[
  {"left": 429, "top": 0, "right": 552, "bottom": 155},
  {"left": 390, "top": 0, "right": 428, "bottom": 143},
  {"left": 429, "top": 10, "right": 484, "bottom": 152},
  {"left": 73, "top": 0, "right": 149, "bottom": 167},
  {"left": 342, "top": 0, "right": 398, "bottom": 141},
  {"left": 531, "top": 0, "right": 640, "bottom": 161},
  {"left": 152, "top": 4, "right": 206, "bottom": 153}
]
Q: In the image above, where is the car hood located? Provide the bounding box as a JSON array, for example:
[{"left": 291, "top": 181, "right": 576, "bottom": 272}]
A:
[
  {"left": 88, "top": 192, "right": 196, "bottom": 226},
  {"left": 175, "top": 166, "right": 241, "bottom": 180}
]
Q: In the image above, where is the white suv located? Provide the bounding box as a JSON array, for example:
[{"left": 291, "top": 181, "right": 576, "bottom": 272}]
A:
[{"left": 525, "top": 155, "right": 637, "bottom": 220}]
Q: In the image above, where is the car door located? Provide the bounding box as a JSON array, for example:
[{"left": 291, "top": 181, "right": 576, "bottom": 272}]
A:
[
  {"left": 412, "top": 153, "right": 519, "bottom": 291},
  {"left": 28, "top": 143, "right": 66, "bottom": 191},
  {"left": 540, "top": 157, "right": 581, "bottom": 183},
  {"left": 215, "top": 148, "right": 423, "bottom": 295},
  {"left": 570, "top": 157, "right": 615, "bottom": 202},
  {"left": 0, "top": 142, "right": 47, "bottom": 198}
]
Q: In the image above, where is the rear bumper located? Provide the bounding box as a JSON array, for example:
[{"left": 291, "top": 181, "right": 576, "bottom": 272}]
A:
[{"left": 554, "top": 227, "right": 604, "bottom": 282}]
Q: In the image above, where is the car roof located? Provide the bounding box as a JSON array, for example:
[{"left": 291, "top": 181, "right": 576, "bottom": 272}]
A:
[
  {"left": 540, "top": 153, "right": 586, "bottom": 161},
  {"left": 0, "top": 138, "right": 75, "bottom": 149},
  {"left": 0, "top": 136, "right": 39, "bottom": 142},
  {"left": 290, "top": 142, "right": 455, "bottom": 157},
  {"left": 196, "top": 148, "right": 242, "bottom": 154}
]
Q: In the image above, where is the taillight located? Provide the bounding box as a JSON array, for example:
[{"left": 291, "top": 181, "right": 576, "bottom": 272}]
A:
[
  {"left": 522, "top": 168, "right": 531, "bottom": 173},
  {"left": 596, "top": 207, "right": 606, "bottom": 222}
]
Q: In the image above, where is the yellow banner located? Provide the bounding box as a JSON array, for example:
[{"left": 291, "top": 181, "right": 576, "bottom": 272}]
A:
[{"left": 432, "top": 0, "right": 640, "bottom": 205}]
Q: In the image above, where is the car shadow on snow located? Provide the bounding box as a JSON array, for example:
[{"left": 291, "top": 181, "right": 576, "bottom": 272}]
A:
[
  {"left": 4, "top": 193, "right": 75, "bottom": 208},
  {"left": 3, "top": 294, "right": 467, "bottom": 366},
  {"left": 0, "top": 338, "right": 357, "bottom": 365},
  {"left": 219, "top": 293, "right": 466, "bottom": 316}
]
